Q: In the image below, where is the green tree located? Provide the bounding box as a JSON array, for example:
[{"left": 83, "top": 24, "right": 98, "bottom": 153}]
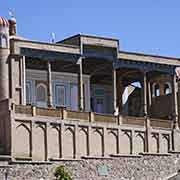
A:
[{"left": 54, "top": 166, "right": 73, "bottom": 180}]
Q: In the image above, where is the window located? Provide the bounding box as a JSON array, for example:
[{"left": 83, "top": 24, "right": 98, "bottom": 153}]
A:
[
  {"left": 154, "top": 84, "right": 160, "bottom": 97},
  {"left": 70, "top": 84, "right": 78, "bottom": 111},
  {"left": 55, "top": 84, "right": 65, "bottom": 106},
  {"left": 0, "top": 34, "right": 8, "bottom": 48},
  {"left": 96, "top": 98, "right": 104, "bottom": 113},
  {"left": 95, "top": 88, "right": 105, "bottom": 97},
  {"left": 36, "top": 83, "right": 47, "bottom": 107},
  {"left": 152, "top": 83, "right": 160, "bottom": 97},
  {"left": 94, "top": 88, "right": 105, "bottom": 113},
  {"left": 26, "top": 81, "right": 32, "bottom": 104},
  {"left": 164, "top": 83, "right": 171, "bottom": 95}
]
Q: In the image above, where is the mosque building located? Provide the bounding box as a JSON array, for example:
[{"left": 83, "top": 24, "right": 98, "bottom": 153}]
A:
[{"left": 0, "top": 15, "right": 180, "bottom": 163}]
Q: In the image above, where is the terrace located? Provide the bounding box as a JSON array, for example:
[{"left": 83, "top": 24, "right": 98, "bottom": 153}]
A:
[{"left": 10, "top": 35, "right": 180, "bottom": 131}]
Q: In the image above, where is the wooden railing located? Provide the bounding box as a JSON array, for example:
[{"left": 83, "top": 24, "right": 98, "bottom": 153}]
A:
[
  {"left": 36, "top": 107, "right": 62, "bottom": 117},
  {"left": 15, "top": 105, "right": 32, "bottom": 115},
  {"left": 14, "top": 105, "right": 173, "bottom": 129},
  {"left": 67, "top": 111, "right": 89, "bottom": 121},
  {"left": 150, "top": 118, "right": 172, "bottom": 129},
  {"left": 94, "top": 113, "right": 117, "bottom": 123},
  {"left": 122, "top": 116, "right": 145, "bottom": 126},
  {"left": 15, "top": 105, "right": 63, "bottom": 118}
]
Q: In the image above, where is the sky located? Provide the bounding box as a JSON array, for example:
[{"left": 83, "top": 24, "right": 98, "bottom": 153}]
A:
[{"left": 1, "top": 0, "right": 180, "bottom": 57}]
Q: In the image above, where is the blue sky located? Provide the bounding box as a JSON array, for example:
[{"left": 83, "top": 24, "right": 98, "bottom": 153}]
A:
[{"left": 1, "top": 0, "right": 180, "bottom": 57}]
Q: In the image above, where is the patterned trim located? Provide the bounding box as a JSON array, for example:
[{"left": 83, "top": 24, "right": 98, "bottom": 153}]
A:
[{"left": 0, "top": 17, "right": 9, "bottom": 27}]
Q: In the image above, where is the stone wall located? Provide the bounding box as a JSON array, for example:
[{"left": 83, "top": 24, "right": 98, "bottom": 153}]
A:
[
  {"left": 0, "top": 99, "right": 11, "bottom": 155},
  {"left": 0, "top": 154, "right": 180, "bottom": 180},
  {"left": 12, "top": 113, "right": 172, "bottom": 161}
]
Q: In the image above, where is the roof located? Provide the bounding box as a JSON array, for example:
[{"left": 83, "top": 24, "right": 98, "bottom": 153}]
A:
[
  {"left": 57, "top": 34, "right": 119, "bottom": 48},
  {"left": 0, "top": 17, "right": 9, "bottom": 27}
]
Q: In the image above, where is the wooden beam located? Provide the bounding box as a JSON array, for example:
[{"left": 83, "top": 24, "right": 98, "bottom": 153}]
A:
[{"left": 118, "top": 51, "right": 180, "bottom": 66}]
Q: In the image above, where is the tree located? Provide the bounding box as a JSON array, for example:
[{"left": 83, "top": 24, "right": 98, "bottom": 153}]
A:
[{"left": 54, "top": 166, "right": 73, "bottom": 180}]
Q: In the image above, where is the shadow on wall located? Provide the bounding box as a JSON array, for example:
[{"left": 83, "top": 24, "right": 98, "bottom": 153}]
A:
[{"left": 14, "top": 119, "right": 171, "bottom": 160}]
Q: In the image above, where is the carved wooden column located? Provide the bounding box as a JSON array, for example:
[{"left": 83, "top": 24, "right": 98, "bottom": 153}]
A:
[
  {"left": 143, "top": 71, "right": 151, "bottom": 152},
  {"left": 21, "top": 56, "right": 26, "bottom": 105},
  {"left": 143, "top": 72, "right": 148, "bottom": 116},
  {"left": 113, "top": 69, "right": 117, "bottom": 114},
  {"left": 172, "top": 73, "right": 179, "bottom": 129},
  {"left": 148, "top": 81, "right": 152, "bottom": 111},
  {"left": 118, "top": 76, "right": 123, "bottom": 114},
  {"left": 47, "top": 61, "right": 53, "bottom": 107},
  {"left": 78, "top": 57, "right": 84, "bottom": 111}
]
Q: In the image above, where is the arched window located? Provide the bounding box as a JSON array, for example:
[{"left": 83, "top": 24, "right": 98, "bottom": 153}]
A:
[
  {"left": 154, "top": 84, "right": 160, "bottom": 97},
  {"left": 164, "top": 83, "right": 171, "bottom": 95},
  {"left": 36, "top": 83, "right": 47, "bottom": 107},
  {"left": 152, "top": 83, "right": 160, "bottom": 97},
  {"left": 0, "top": 34, "right": 8, "bottom": 48},
  {"left": 26, "top": 81, "right": 32, "bottom": 104}
]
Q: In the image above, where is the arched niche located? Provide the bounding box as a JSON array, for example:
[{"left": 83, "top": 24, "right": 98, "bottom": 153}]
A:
[
  {"left": 63, "top": 127, "right": 75, "bottom": 158},
  {"left": 152, "top": 83, "right": 160, "bottom": 97},
  {"left": 133, "top": 133, "right": 145, "bottom": 154},
  {"left": 15, "top": 124, "right": 31, "bottom": 158},
  {"left": 151, "top": 134, "right": 159, "bottom": 153},
  {"left": 160, "top": 135, "right": 169, "bottom": 153},
  {"left": 36, "top": 83, "right": 47, "bottom": 107},
  {"left": 164, "top": 82, "right": 172, "bottom": 95},
  {"left": 91, "top": 129, "right": 103, "bottom": 156},
  {"left": 33, "top": 124, "right": 46, "bottom": 161},
  {"left": 77, "top": 128, "right": 88, "bottom": 157},
  {"left": 106, "top": 130, "right": 118, "bottom": 155},
  {"left": 0, "top": 34, "right": 8, "bottom": 48},
  {"left": 120, "top": 131, "right": 131, "bottom": 154},
  {"left": 49, "top": 126, "right": 60, "bottom": 159}
]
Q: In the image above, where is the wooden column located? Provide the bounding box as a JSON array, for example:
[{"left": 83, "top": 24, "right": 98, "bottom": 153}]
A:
[
  {"left": 113, "top": 69, "right": 117, "bottom": 114},
  {"left": 143, "top": 72, "right": 148, "bottom": 116},
  {"left": 144, "top": 72, "right": 151, "bottom": 152},
  {"left": 118, "top": 77, "right": 123, "bottom": 114},
  {"left": 172, "top": 74, "right": 179, "bottom": 129},
  {"left": 78, "top": 57, "right": 84, "bottom": 111},
  {"left": 22, "top": 56, "right": 26, "bottom": 105},
  {"left": 146, "top": 75, "right": 152, "bottom": 153},
  {"left": 47, "top": 61, "right": 53, "bottom": 107},
  {"left": 148, "top": 81, "right": 152, "bottom": 109}
]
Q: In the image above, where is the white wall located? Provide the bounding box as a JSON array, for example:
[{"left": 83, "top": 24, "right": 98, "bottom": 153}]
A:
[{"left": 26, "top": 69, "right": 91, "bottom": 111}]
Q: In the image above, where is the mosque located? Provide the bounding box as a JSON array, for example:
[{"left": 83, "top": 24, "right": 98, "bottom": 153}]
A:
[{"left": 0, "top": 15, "right": 180, "bottom": 179}]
